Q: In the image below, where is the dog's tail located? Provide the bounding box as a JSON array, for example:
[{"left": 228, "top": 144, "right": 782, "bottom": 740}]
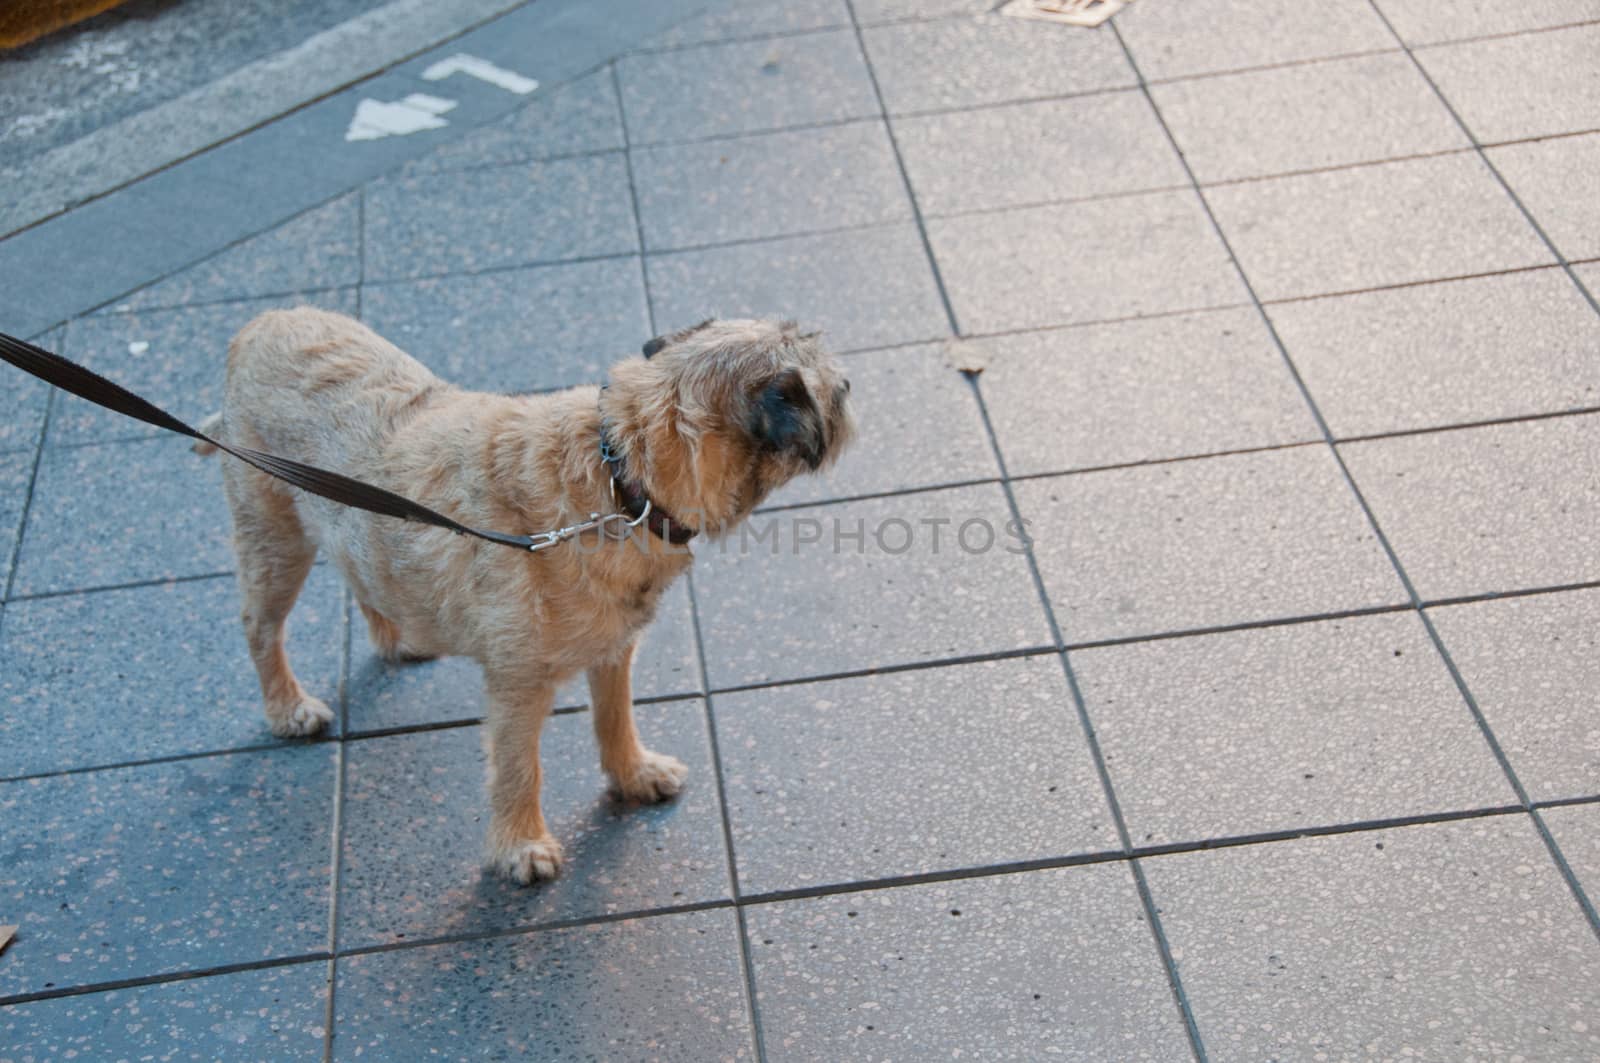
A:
[{"left": 192, "top": 412, "right": 222, "bottom": 456}]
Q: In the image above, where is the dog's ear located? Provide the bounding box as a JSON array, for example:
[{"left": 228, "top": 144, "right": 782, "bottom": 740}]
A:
[
  {"left": 748, "top": 368, "right": 826, "bottom": 469},
  {"left": 644, "top": 319, "right": 716, "bottom": 358}
]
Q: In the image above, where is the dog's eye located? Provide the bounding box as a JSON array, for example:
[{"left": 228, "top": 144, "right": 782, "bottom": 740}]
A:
[{"left": 642, "top": 337, "right": 668, "bottom": 359}]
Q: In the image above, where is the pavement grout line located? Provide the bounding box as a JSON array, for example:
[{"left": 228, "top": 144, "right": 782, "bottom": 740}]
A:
[
  {"left": 0, "top": 952, "right": 333, "bottom": 1008},
  {"left": 336, "top": 897, "right": 739, "bottom": 961},
  {"left": 683, "top": 570, "right": 769, "bottom": 1063},
  {"left": 4, "top": 408, "right": 1597, "bottom": 610},
  {"left": 701, "top": 645, "right": 1063, "bottom": 697},
  {"left": 55, "top": 126, "right": 1587, "bottom": 326},
  {"left": 611, "top": 62, "right": 659, "bottom": 337},
  {"left": 1, "top": 376, "right": 55, "bottom": 606},
  {"left": 647, "top": 214, "right": 904, "bottom": 260},
  {"left": 1196, "top": 144, "right": 1480, "bottom": 188},
  {"left": 70, "top": 246, "right": 1591, "bottom": 362},
  {"left": 0, "top": 738, "right": 334, "bottom": 786},
  {"left": 961, "top": 363, "right": 1208, "bottom": 1061},
  {"left": 1002, "top": 439, "right": 1326, "bottom": 485},
  {"left": 4, "top": 568, "right": 244, "bottom": 607},
  {"left": 0, "top": 801, "right": 1550, "bottom": 1010},
  {"left": 1407, "top": 16, "right": 1600, "bottom": 50},
  {"left": 887, "top": 82, "right": 1142, "bottom": 122},
  {"left": 621, "top": 14, "right": 1589, "bottom": 93},
  {"left": 1362, "top": 3, "right": 1600, "bottom": 323},
  {"left": 728, "top": 807, "right": 1531, "bottom": 903},
  {"left": 752, "top": 474, "right": 1007, "bottom": 513},
  {"left": 1480, "top": 126, "right": 1600, "bottom": 151},
  {"left": 61, "top": 177, "right": 1595, "bottom": 345},
  {"left": 379, "top": 144, "right": 627, "bottom": 181},
  {"left": 919, "top": 180, "right": 1197, "bottom": 220},
  {"left": 843, "top": 0, "right": 961, "bottom": 338},
  {"left": 19, "top": 572, "right": 1600, "bottom": 785},
  {"left": 1122, "top": 12, "right": 1600, "bottom": 951},
  {"left": 79, "top": 191, "right": 364, "bottom": 323},
  {"left": 354, "top": 186, "right": 367, "bottom": 323},
  {"left": 1534, "top": 793, "right": 1600, "bottom": 811},
  {"left": 361, "top": 246, "right": 641, "bottom": 289},
  {"left": 1139, "top": 46, "right": 1405, "bottom": 87},
  {"left": 749, "top": 438, "right": 1327, "bottom": 517},
  {"left": 1333, "top": 405, "right": 1600, "bottom": 445},
  {"left": 610, "top": 65, "right": 736, "bottom": 1034},
  {"left": 79, "top": 282, "right": 360, "bottom": 323},
  {"left": 1063, "top": 603, "right": 1416, "bottom": 652},
  {"left": 1257, "top": 261, "right": 1582, "bottom": 306},
  {"left": 339, "top": 690, "right": 704, "bottom": 742},
  {"left": 320, "top": 957, "right": 338, "bottom": 1063},
  {"left": 624, "top": 16, "right": 856, "bottom": 56},
  {"left": 1422, "top": 579, "right": 1600, "bottom": 611},
  {"left": 629, "top": 112, "right": 887, "bottom": 150},
  {"left": 1125, "top": 805, "right": 1531, "bottom": 859},
  {"left": 645, "top": 213, "right": 927, "bottom": 257},
  {"left": 322, "top": 585, "right": 354, "bottom": 1058},
  {"left": 1356, "top": 1, "right": 1600, "bottom": 939}
]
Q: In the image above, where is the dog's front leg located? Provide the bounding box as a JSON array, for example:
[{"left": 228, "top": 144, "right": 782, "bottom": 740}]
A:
[
  {"left": 483, "top": 679, "right": 563, "bottom": 884},
  {"left": 588, "top": 643, "right": 689, "bottom": 802}
]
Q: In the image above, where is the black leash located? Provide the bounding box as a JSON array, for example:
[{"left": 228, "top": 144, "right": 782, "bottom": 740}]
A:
[{"left": 0, "top": 330, "right": 638, "bottom": 552}]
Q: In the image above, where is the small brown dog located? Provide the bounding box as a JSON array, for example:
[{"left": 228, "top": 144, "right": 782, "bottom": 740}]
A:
[{"left": 199, "top": 309, "right": 853, "bottom": 883}]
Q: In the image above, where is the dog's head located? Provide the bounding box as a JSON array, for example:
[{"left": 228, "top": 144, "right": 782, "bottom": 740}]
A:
[{"left": 602, "top": 318, "right": 855, "bottom": 536}]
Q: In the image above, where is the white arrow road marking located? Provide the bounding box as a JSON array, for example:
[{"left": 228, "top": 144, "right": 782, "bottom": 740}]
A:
[
  {"left": 421, "top": 53, "right": 538, "bottom": 95},
  {"left": 345, "top": 92, "right": 458, "bottom": 141}
]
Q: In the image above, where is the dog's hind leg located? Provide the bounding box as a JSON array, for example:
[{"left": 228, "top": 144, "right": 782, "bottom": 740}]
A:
[
  {"left": 222, "top": 460, "right": 333, "bottom": 738},
  {"left": 588, "top": 643, "right": 688, "bottom": 802}
]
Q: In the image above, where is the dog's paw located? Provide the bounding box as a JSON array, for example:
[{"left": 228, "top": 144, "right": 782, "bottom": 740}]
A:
[
  {"left": 489, "top": 836, "right": 565, "bottom": 885},
  {"left": 266, "top": 695, "right": 334, "bottom": 738},
  {"left": 610, "top": 750, "right": 689, "bottom": 803}
]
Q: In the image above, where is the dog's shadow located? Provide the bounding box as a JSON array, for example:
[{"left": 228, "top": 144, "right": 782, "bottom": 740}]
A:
[
  {"left": 340, "top": 651, "right": 714, "bottom": 937},
  {"left": 454, "top": 779, "right": 708, "bottom": 937}
]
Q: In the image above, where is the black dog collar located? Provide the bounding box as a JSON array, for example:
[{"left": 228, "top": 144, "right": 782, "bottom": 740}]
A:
[{"left": 598, "top": 420, "right": 697, "bottom": 547}]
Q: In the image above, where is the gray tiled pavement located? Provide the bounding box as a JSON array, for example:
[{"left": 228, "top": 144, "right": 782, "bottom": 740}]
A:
[
  {"left": 894, "top": 90, "right": 1186, "bottom": 213},
  {"left": 105, "top": 193, "right": 363, "bottom": 314},
  {"left": 336, "top": 702, "right": 728, "bottom": 948},
  {"left": 1203, "top": 153, "right": 1553, "bottom": 300},
  {"left": 1487, "top": 132, "right": 1600, "bottom": 262},
  {"left": 360, "top": 258, "right": 651, "bottom": 394},
  {"left": 3, "top": 0, "right": 1600, "bottom": 1057},
  {"left": 1416, "top": 23, "right": 1600, "bottom": 143},
  {"left": 1144, "top": 818, "right": 1600, "bottom": 1059},
  {"left": 53, "top": 289, "right": 359, "bottom": 447},
  {"left": 1147, "top": 52, "right": 1468, "bottom": 183},
  {"left": 398, "top": 68, "right": 625, "bottom": 175},
  {"left": 929, "top": 189, "right": 1247, "bottom": 333},
  {"left": 1265, "top": 269, "right": 1600, "bottom": 437},
  {"left": 646, "top": 223, "right": 950, "bottom": 351}
]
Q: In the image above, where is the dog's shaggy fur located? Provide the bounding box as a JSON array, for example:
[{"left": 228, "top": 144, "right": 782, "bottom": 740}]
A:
[{"left": 201, "top": 308, "right": 853, "bottom": 883}]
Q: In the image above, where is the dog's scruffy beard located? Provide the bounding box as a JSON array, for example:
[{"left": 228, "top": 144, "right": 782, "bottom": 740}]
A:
[{"left": 598, "top": 317, "right": 856, "bottom": 539}]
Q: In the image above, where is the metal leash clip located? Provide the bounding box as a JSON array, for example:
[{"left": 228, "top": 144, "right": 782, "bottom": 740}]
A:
[{"left": 525, "top": 499, "right": 652, "bottom": 552}]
